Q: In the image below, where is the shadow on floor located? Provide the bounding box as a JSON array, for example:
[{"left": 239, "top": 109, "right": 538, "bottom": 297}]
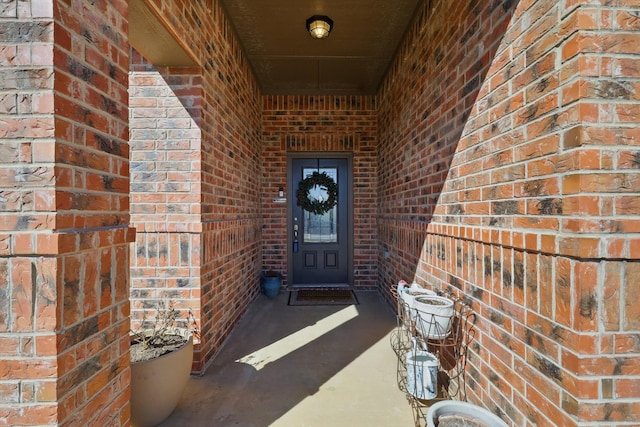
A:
[{"left": 159, "top": 291, "right": 415, "bottom": 427}]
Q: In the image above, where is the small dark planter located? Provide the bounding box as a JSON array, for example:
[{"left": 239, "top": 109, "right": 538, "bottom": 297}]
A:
[{"left": 261, "top": 271, "right": 282, "bottom": 298}]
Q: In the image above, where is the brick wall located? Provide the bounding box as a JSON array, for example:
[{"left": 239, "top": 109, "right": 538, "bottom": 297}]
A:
[
  {"left": 378, "top": 0, "right": 640, "bottom": 425},
  {"left": 129, "top": 1, "right": 262, "bottom": 372},
  {"left": 0, "top": 0, "right": 133, "bottom": 425},
  {"left": 261, "top": 96, "right": 378, "bottom": 288}
]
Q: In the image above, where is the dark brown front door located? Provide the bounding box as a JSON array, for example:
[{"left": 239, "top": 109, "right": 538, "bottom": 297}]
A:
[{"left": 289, "top": 157, "right": 351, "bottom": 287}]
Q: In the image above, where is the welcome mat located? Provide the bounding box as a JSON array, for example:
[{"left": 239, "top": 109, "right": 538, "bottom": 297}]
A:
[{"left": 287, "top": 289, "right": 359, "bottom": 306}]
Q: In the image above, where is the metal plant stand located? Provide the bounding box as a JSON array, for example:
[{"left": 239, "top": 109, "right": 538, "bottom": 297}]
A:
[{"left": 390, "top": 287, "right": 476, "bottom": 427}]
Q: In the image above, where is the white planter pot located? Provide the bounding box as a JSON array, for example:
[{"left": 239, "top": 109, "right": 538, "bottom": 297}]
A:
[
  {"left": 405, "top": 349, "right": 439, "bottom": 400},
  {"left": 397, "top": 282, "right": 436, "bottom": 316},
  {"left": 130, "top": 329, "right": 193, "bottom": 427},
  {"left": 413, "top": 295, "right": 454, "bottom": 339},
  {"left": 426, "top": 400, "right": 509, "bottom": 427}
]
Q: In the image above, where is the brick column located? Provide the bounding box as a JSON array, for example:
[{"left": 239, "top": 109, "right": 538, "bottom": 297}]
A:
[
  {"left": 0, "top": 1, "right": 134, "bottom": 425},
  {"left": 128, "top": 0, "right": 264, "bottom": 373},
  {"left": 128, "top": 49, "right": 204, "bottom": 370}
]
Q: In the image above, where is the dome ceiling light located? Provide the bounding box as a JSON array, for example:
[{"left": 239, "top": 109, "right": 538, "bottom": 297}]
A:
[{"left": 306, "top": 15, "right": 334, "bottom": 39}]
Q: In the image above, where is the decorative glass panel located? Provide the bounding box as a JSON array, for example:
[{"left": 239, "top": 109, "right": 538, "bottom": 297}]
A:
[{"left": 303, "top": 167, "right": 338, "bottom": 243}]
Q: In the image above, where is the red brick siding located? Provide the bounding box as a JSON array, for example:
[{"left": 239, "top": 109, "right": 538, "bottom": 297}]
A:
[
  {"left": 130, "top": 1, "right": 263, "bottom": 372},
  {"left": 1, "top": 0, "right": 133, "bottom": 425},
  {"left": 378, "top": 0, "right": 640, "bottom": 425},
  {"left": 261, "top": 96, "right": 378, "bottom": 288}
]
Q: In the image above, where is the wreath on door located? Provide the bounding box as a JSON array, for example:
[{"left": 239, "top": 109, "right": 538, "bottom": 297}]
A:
[{"left": 296, "top": 171, "right": 338, "bottom": 215}]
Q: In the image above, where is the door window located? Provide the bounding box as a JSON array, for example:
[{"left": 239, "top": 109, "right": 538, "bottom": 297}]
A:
[{"left": 302, "top": 167, "right": 338, "bottom": 243}]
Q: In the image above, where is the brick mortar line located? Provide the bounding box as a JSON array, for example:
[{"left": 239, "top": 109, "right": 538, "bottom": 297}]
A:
[
  {"left": 426, "top": 227, "right": 638, "bottom": 263},
  {"left": 377, "top": 217, "right": 639, "bottom": 262},
  {"left": 0, "top": 226, "right": 136, "bottom": 256},
  {"left": 201, "top": 216, "right": 263, "bottom": 224}
]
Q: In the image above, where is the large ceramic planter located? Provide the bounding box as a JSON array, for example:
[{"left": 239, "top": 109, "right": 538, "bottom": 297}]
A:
[
  {"left": 130, "top": 329, "right": 193, "bottom": 427},
  {"left": 426, "top": 400, "right": 508, "bottom": 427},
  {"left": 413, "top": 295, "right": 454, "bottom": 339}
]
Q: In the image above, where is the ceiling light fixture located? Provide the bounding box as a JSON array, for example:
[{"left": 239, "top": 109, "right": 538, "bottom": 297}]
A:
[{"left": 306, "top": 15, "right": 333, "bottom": 39}]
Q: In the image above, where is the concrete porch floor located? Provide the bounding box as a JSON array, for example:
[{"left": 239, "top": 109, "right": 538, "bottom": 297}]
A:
[{"left": 159, "top": 291, "right": 416, "bottom": 427}]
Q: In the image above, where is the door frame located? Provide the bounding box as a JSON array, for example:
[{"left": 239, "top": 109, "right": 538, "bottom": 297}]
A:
[{"left": 286, "top": 152, "right": 354, "bottom": 287}]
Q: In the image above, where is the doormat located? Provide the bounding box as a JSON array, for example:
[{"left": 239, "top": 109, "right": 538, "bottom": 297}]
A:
[{"left": 287, "top": 289, "right": 359, "bottom": 306}]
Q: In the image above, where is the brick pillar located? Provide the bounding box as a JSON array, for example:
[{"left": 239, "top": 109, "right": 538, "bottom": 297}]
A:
[
  {"left": 0, "top": 1, "right": 134, "bottom": 425},
  {"left": 128, "top": 50, "right": 204, "bottom": 371},
  {"left": 128, "top": 0, "right": 264, "bottom": 374}
]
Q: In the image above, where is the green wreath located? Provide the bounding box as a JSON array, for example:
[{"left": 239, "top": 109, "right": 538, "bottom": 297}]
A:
[{"left": 296, "top": 171, "right": 338, "bottom": 215}]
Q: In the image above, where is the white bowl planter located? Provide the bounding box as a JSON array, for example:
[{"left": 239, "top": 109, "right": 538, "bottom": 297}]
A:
[
  {"left": 130, "top": 329, "right": 193, "bottom": 427},
  {"left": 413, "top": 295, "right": 454, "bottom": 339},
  {"left": 426, "top": 400, "right": 508, "bottom": 427},
  {"left": 397, "top": 282, "right": 436, "bottom": 317}
]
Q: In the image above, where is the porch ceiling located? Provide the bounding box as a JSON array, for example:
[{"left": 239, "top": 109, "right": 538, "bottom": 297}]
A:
[
  {"left": 129, "top": 0, "right": 198, "bottom": 67},
  {"left": 219, "top": 0, "right": 421, "bottom": 95}
]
